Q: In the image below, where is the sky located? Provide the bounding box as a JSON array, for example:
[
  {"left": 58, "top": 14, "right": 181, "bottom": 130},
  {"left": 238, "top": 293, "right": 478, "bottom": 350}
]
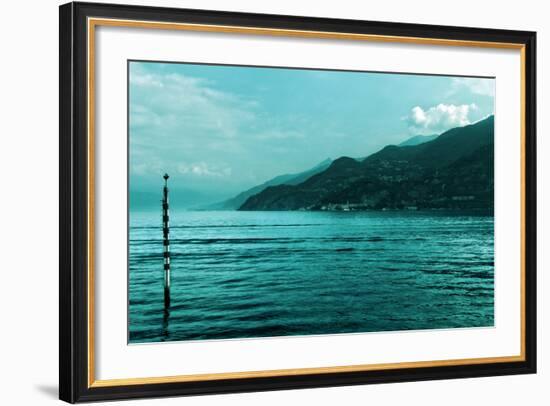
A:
[{"left": 129, "top": 61, "right": 495, "bottom": 209}]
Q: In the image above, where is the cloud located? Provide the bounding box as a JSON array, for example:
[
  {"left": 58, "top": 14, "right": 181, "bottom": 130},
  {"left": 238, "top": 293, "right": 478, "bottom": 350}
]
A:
[
  {"left": 177, "top": 162, "right": 232, "bottom": 178},
  {"left": 450, "top": 78, "right": 495, "bottom": 97},
  {"left": 130, "top": 66, "right": 258, "bottom": 141},
  {"left": 129, "top": 63, "right": 260, "bottom": 182},
  {"left": 406, "top": 103, "right": 478, "bottom": 135},
  {"left": 129, "top": 72, "right": 165, "bottom": 88},
  {"left": 131, "top": 161, "right": 162, "bottom": 176}
]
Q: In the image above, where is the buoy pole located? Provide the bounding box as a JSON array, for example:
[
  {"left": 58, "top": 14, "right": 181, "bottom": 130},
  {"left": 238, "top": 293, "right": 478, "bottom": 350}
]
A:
[{"left": 162, "top": 173, "right": 171, "bottom": 308}]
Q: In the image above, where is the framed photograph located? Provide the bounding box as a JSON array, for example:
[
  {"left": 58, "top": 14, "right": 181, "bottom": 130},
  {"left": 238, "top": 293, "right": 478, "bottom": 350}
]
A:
[{"left": 59, "top": 1, "right": 536, "bottom": 403}]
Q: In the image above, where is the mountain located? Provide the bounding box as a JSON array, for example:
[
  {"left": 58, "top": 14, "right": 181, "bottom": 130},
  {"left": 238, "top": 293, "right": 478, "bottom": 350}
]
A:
[
  {"left": 205, "top": 158, "right": 332, "bottom": 210},
  {"left": 399, "top": 133, "right": 439, "bottom": 146},
  {"left": 239, "top": 116, "right": 494, "bottom": 211}
]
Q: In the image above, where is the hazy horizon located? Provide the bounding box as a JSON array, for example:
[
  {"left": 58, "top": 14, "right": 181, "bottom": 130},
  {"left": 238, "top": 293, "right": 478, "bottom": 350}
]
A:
[{"left": 129, "top": 61, "right": 495, "bottom": 209}]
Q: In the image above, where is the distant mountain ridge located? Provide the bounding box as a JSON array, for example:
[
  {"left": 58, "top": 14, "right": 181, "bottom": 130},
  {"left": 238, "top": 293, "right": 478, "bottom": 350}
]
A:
[
  {"left": 399, "top": 133, "right": 439, "bottom": 146},
  {"left": 239, "top": 116, "right": 494, "bottom": 211},
  {"left": 204, "top": 158, "right": 332, "bottom": 210}
]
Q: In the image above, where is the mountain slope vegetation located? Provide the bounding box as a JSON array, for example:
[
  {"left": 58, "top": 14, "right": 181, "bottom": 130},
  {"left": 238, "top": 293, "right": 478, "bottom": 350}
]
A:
[{"left": 239, "top": 116, "right": 494, "bottom": 211}]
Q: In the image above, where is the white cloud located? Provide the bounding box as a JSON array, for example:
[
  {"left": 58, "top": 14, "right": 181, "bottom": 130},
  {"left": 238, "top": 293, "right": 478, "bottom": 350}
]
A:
[
  {"left": 406, "top": 103, "right": 478, "bottom": 135},
  {"left": 177, "top": 162, "right": 232, "bottom": 178},
  {"left": 130, "top": 159, "right": 164, "bottom": 176},
  {"left": 129, "top": 72, "right": 164, "bottom": 88},
  {"left": 129, "top": 65, "right": 260, "bottom": 180},
  {"left": 450, "top": 78, "right": 495, "bottom": 97},
  {"left": 130, "top": 69, "right": 257, "bottom": 140}
]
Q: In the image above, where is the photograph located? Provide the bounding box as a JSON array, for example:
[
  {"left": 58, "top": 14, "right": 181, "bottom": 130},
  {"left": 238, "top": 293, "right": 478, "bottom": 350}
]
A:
[
  {"left": 128, "top": 60, "right": 496, "bottom": 344},
  {"left": 53, "top": 1, "right": 537, "bottom": 402}
]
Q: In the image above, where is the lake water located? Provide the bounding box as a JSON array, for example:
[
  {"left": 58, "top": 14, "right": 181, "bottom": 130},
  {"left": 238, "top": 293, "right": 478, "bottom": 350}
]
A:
[{"left": 129, "top": 210, "right": 494, "bottom": 343}]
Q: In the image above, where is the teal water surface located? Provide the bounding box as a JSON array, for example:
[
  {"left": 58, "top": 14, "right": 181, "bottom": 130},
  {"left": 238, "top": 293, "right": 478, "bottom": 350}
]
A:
[{"left": 128, "top": 210, "right": 494, "bottom": 343}]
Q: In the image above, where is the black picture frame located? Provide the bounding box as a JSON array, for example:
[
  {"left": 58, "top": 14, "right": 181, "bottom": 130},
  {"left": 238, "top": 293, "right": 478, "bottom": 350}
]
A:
[{"left": 59, "top": 1, "right": 537, "bottom": 403}]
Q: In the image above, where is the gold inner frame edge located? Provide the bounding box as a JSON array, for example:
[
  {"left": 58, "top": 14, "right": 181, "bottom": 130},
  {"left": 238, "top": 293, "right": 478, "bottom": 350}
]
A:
[{"left": 87, "top": 17, "right": 527, "bottom": 388}]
